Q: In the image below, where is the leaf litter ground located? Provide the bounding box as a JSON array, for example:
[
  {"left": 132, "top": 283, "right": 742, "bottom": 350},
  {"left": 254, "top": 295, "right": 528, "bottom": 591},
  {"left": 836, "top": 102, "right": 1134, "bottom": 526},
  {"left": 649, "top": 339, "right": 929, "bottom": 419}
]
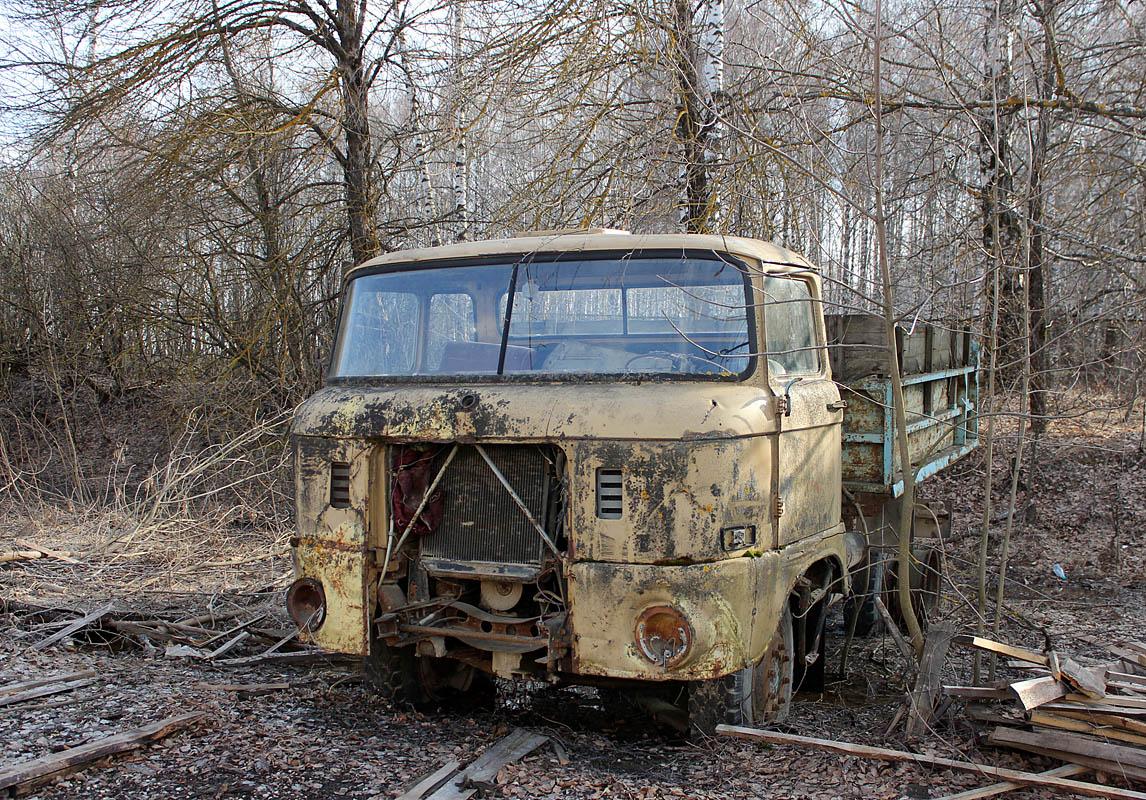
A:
[{"left": 1, "top": 408, "right": 1144, "bottom": 799}]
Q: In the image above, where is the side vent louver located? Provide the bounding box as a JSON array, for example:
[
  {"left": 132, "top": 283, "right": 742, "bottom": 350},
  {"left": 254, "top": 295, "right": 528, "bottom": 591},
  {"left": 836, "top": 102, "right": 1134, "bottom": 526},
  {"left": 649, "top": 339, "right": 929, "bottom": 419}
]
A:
[
  {"left": 596, "top": 468, "right": 623, "bottom": 519},
  {"left": 329, "top": 461, "right": 351, "bottom": 508}
]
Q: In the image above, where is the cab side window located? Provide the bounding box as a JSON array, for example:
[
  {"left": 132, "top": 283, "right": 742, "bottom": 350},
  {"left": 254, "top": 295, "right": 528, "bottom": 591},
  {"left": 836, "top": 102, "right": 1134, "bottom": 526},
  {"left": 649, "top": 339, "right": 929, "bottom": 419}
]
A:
[{"left": 762, "top": 276, "right": 821, "bottom": 377}]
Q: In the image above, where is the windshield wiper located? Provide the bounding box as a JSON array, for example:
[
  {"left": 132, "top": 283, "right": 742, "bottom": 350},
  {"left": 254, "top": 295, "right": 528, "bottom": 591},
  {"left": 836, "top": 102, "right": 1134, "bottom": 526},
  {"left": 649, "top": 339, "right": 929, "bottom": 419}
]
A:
[{"left": 496, "top": 263, "right": 520, "bottom": 375}]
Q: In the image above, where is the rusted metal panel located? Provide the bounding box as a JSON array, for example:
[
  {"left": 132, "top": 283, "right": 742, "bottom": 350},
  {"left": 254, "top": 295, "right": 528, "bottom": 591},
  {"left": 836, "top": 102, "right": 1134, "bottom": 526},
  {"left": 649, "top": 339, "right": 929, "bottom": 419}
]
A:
[
  {"left": 292, "top": 436, "right": 373, "bottom": 655},
  {"left": 840, "top": 363, "right": 979, "bottom": 496},
  {"left": 291, "top": 383, "right": 778, "bottom": 443},
  {"left": 566, "top": 529, "right": 849, "bottom": 681},
  {"left": 569, "top": 437, "right": 772, "bottom": 564}
]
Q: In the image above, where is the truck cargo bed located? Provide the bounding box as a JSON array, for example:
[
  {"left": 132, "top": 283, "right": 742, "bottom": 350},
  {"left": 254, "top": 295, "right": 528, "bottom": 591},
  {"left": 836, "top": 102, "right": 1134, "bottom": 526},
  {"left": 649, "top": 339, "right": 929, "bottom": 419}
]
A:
[{"left": 828, "top": 314, "right": 979, "bottom": 497}]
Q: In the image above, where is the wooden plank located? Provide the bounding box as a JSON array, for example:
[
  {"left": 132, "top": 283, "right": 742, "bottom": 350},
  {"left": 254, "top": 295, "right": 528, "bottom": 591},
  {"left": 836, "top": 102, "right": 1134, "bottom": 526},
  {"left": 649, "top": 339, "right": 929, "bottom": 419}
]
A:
[
  {"left": 0, "top": 678, "right": 97, "bottom": 708},
  {"left": 1050, "top": 709, "right": 1146, "bottom": 737},
  {"left": 1041, "top": 701, "right": 1146, "bottom": 718},
  {"left": 907, "top": 622, "right": 955, "bottom": 738},
  {"left": 989, "top": 726, "right": 1146, "bottom": 783},
  {"left": 1031, "top": 712, "right": 1146, "bottom": 748},
  {"left": 1061, "top": 658, "right": 1107, "bottom": 700},
  {"left": 424, "top": 729, "right": 549, "bottom": 800},
  {"left": 0, "top": 713, "right": 203, "bottom": 793},
  {"left": 717, "top": 725, "right": 1146, "bottom": 799},
  {"left": 1005, "top": 660, "right": 1050, "bottom": 673},
  {"left": 943, "top": 685, "right": 1013, "bottom": 701},
  {"left": 28, "top": 603, "right": 114, "bottom": 651},
  {"left": 933, "top": 764, "right": 1089, "bottom": 800},
  {"left": 873, "top": 596, "right": 917, "bottom": 675},
  {"left": 1009, "top": 676, "right": 1068, "bottom": 711},
  {"left": 205, "top": 631, "right": 250, "bottom": 659},
  {"left": 1107, "top": 672, "right": 1146, "bottom": 687},
  {"left": 953, "top": 636, "right": 1049, "bottom": 667},
  {"left": 1111, "top": 648, "right": 1146, "bottom": 671},
  {"left": 0, "top": 670, "right": 97, "bottom": 697},
  {"left": 216, "top": 649, "right": 354, "bottom": 667},
  {"left": 396, "top": 761, "right": 461, "bottom": 800},
  {"left": 1067, "top": 693, "right": 1146, "bottom": 710},
  {"left": 463, "top": 728, "right": 549, "bottom": 790},
  {"left": 0, "top": 551, "right": 42, "bottom": 564}
]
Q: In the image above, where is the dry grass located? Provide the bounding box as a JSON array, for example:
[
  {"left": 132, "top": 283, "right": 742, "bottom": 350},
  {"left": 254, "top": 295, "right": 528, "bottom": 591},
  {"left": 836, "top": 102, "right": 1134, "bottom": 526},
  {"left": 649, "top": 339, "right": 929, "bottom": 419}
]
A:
[{"left": 0, "top": 410, "right": 294, "bottom": 599}]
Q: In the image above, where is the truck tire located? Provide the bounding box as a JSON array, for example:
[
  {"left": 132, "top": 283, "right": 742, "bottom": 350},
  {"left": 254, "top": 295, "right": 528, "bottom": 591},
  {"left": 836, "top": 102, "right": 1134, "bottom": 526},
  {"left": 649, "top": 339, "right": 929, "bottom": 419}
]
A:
[
  {"left": 688, "top": 604, "right": 794, "bottom": 737},
  {"left": 364, "top": 638, "right": 424, "bottom": 707},
  {"left": 365, "top": 638, "right": 494, "bottom": 710},
  {"left": 844, "top": 551, "right": 886, "bottom": 637},
  {"left": 882, "top": 545, "right": 943, "bottom": 632}
]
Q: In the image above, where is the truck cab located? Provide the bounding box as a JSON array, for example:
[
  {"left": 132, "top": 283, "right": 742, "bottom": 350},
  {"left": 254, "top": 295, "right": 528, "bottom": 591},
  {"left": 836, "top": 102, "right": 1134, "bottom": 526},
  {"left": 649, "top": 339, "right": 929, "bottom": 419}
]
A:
[{"left": 287, "top": 232, "right": 858, "bottom": 730}]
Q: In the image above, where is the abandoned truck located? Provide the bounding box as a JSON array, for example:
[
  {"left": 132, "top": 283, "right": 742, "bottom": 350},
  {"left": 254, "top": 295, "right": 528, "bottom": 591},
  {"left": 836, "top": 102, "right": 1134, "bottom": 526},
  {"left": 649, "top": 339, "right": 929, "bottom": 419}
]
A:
[{"left": 285, "top": 231, "right": 978, "bottom": 732}]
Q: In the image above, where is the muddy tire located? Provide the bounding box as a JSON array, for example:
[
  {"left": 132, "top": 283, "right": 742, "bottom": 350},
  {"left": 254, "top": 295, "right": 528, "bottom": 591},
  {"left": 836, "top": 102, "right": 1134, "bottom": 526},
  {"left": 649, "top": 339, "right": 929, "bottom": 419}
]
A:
[
  {"left": 365, "top": 638, "right": 494, "bottom": 710},
  {"left": 364, "top": 638, "right": 423, "bottom": 707},
  {"left": 688, "top": 604, "right": 794, "bottom": 738},
  {"left": 687, "top": 674, "right": 736, "bottom": 739},
  {"left": 844, "top": 551, "right": 886, "bottom": 637}
]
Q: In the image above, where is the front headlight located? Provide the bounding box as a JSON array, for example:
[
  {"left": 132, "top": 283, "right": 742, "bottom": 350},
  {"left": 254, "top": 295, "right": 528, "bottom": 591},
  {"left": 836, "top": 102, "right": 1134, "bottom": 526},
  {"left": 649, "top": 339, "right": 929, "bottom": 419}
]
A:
[
  {"left": 286, "top": 577, "right": 327, "bottom": 631},
  {"left": 635, "top": 605, "right": 692, "bottom": 666}
]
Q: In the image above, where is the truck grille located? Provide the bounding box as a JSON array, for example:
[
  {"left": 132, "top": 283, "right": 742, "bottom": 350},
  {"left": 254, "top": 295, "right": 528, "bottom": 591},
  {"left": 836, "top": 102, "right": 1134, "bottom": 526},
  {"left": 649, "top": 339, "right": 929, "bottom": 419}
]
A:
[{"left": 419, "top": 445, "right": 555, "bottom": 567}]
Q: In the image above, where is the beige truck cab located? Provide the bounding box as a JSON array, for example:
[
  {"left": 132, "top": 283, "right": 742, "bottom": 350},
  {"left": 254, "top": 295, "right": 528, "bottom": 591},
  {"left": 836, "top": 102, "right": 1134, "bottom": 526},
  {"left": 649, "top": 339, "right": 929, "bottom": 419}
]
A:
[{"left": 286, "top": 231, "right": 977, "bottom": 732}]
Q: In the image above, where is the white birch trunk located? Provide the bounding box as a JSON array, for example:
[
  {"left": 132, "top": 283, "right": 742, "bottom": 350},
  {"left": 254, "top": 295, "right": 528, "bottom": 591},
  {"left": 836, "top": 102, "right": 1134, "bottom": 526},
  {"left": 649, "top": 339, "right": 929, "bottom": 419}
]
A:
[
  {"left": 451, "top": 2, "right": 471, "bottom": 242},
  {"left": 699, "top": 0, "right": 725, "bottom": 227},
  {"left": 399, "top": 29, "right": 439, "bottom": 247}
]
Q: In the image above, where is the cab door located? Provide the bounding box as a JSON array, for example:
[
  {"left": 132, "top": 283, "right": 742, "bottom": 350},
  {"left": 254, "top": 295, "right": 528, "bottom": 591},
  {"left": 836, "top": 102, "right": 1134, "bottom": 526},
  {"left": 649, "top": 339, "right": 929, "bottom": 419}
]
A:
[{"left": 762, "top": 273, "right": 842, "bottom": 547}]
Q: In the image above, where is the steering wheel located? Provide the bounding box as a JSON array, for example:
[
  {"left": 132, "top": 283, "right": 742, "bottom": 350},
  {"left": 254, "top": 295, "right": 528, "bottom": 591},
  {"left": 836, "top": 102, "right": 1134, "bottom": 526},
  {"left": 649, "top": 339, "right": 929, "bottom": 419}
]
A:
[{"left": 625, "top": 351, "right": 725, "bottom": 373}]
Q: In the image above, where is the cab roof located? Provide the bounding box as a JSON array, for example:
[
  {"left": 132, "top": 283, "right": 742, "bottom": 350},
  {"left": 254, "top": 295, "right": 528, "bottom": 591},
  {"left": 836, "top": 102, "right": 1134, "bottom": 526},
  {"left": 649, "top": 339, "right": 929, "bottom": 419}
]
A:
[{"left": 348, "top": 232, "right": 818, "bottom": 279}]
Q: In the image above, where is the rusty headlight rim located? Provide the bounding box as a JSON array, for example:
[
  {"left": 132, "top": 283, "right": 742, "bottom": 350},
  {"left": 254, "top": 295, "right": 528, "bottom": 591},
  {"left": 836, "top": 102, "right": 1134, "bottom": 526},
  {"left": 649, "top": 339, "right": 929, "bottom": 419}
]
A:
[
  {"left": 634, "top": 604, "right": 693, "bottom": 667},
  {"left": 286, "top": 577, "right": 327, "bottom": 632}
]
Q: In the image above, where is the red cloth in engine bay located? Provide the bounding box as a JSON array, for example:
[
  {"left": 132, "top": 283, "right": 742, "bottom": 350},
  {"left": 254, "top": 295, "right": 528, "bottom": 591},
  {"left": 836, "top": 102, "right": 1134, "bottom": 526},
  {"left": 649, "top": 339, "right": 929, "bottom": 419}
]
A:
[{"left": 391, "top": 448, "right": 446, "bottom": 537}]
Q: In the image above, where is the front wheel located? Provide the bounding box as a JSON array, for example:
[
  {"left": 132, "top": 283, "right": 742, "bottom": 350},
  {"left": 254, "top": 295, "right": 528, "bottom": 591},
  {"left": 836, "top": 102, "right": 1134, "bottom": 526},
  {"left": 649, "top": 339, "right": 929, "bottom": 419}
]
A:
[
  {"left": 365, "top": 638, "right": 494, "bottom": 710},
  {"left": 688, "top": 603, "right": 794, "bottom": 737}
]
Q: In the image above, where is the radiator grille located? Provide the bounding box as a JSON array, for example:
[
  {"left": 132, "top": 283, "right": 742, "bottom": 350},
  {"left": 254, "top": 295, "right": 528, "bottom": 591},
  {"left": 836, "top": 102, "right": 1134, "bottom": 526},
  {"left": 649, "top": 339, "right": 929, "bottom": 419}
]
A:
[
  {"left": 419, "top": 445, "right": 553, "bottom": 566},
  {"left": 596, "top": 468, "right": 623, "bottom": 519},
  {"left": 329, "top": 462, "right": 351, "bottom": 508}
]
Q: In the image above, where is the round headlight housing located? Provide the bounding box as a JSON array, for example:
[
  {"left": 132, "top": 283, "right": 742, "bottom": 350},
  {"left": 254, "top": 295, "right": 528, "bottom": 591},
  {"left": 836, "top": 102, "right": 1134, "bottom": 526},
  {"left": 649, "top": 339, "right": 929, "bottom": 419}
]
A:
[
  {"left": 635, "top": 605, "right": 692, "bottom": 666},
  {"left": 286, "top": 577, "right": 326, "bottom": 632}
]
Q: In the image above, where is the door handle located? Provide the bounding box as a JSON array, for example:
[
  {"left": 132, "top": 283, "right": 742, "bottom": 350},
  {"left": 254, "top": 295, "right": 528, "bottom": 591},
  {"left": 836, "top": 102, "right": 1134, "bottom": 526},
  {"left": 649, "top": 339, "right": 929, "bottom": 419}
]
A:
[{"left": 827, "top": 400, "right": 848, "bottom": 412}]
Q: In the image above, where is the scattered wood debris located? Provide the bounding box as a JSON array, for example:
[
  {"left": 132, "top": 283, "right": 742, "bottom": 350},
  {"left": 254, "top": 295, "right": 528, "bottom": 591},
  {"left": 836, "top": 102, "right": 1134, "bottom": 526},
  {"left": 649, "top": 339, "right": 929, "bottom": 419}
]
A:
[
  {"left": 27, "top": 603, "right": 114, "bottom": 652},
  {"left": 0, "top": 670, "right": 98, "bottom": 709},
  {"left": 0, "top": 712, "right": 203, "bottom": 795},
  {"left": 942, "top": 634, "right": 1146, "bottom": 793},
  {"left": 392, "top": 727, "right": 550, "bottom": 800},
  {"left": 2, "top": 597, "right": 341, "bottom": 665},
  {"left": 716, "top": 724, "right": 1146, "bottom": 799}
]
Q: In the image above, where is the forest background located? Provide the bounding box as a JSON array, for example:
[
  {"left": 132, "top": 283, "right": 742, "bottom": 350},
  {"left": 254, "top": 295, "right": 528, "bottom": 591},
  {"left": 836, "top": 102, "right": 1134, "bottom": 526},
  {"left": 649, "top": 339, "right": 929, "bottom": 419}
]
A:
[{"left": 0, "top": 0, "right": 1142, "bottom": 547}]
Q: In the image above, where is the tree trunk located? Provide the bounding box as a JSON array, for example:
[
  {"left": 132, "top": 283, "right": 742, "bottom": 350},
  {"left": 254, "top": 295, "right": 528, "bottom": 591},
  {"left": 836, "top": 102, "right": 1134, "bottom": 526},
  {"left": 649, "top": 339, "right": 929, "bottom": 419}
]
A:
[
  {"left": 673, "top": 0, "right": 709, "bottom": 233},
  {"left": 338, "top": 0, "right": 380, "bottom": 265},
  {"left": 1027, "top": 0, "right": 1055, "bottom": 439}
]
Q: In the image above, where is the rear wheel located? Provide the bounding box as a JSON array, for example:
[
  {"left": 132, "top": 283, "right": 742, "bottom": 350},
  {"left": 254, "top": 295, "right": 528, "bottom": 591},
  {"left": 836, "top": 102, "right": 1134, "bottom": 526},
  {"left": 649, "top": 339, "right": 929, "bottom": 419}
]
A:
[{"left": 844, "top": 551, "right": 886, "bottom": 637}]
